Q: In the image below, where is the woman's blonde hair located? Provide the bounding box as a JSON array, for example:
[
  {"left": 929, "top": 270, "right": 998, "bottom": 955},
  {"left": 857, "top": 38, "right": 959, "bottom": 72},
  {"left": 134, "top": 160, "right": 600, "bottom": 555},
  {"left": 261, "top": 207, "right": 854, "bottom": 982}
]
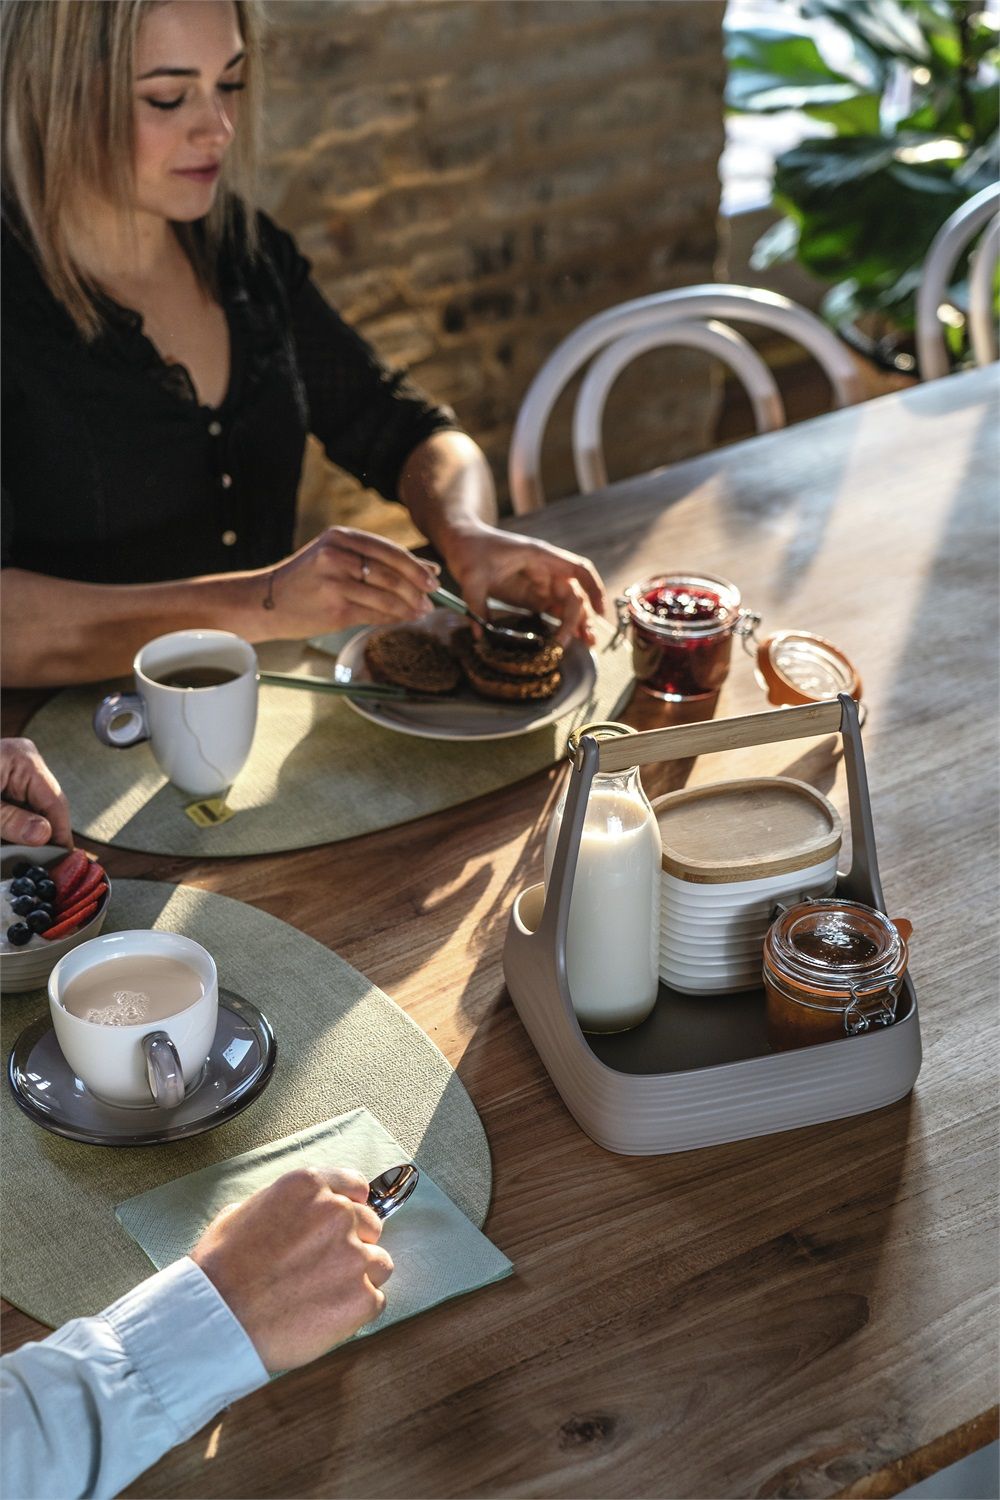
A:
[{"left": 1, "top": 0, "right": 264, "bottom": 339}]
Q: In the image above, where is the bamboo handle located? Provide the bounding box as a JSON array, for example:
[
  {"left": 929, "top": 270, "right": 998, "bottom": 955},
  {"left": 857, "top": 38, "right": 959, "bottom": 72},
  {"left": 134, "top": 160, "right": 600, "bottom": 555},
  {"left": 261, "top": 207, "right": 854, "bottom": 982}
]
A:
[{"left": 594, "top": 699, "right": 844, "bottom": 772}]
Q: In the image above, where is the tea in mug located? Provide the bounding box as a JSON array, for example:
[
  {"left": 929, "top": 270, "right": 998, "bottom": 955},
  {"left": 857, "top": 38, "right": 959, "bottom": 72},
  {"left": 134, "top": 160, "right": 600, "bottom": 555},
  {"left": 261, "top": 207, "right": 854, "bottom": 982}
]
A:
[
  {"left": 62, "top": 955, "right": 205, "bottom": 1027},
  {"left": 150, "top": 663, "right": 242, "bottom": 690}
]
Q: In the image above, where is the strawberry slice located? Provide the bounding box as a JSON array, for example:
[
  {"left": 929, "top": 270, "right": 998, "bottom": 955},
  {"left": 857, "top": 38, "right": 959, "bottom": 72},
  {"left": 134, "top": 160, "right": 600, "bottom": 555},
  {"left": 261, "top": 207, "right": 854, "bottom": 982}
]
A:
[
  {"left": 52, "top": 851, "right": 89, "bottom": 901},
  {"left": 52, "top": 883, "right": 107, "bottom": 929},
  {"left": 58, "top": 860, "right": 96, "bottom": 904},
  {"left": 57, "top": 862, "right": 105, "bottom": 912},
  {"left": 42, "top": 899, "right": 99, "bottom": 941}
]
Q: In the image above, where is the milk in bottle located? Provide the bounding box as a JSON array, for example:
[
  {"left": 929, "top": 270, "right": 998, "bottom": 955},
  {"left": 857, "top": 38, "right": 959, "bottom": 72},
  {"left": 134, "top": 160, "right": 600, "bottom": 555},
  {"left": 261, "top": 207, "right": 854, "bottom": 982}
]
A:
[{"left": 543, "top": 723, "right": 661, "bottom": 1032}]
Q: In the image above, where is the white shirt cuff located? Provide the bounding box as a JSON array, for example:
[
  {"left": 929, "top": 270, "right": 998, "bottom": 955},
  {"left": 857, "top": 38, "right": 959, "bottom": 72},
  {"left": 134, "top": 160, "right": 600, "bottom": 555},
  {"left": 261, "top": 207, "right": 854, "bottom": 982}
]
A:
[{"left": 102, "top": 1257, "right": 268, "bottom": 1442}]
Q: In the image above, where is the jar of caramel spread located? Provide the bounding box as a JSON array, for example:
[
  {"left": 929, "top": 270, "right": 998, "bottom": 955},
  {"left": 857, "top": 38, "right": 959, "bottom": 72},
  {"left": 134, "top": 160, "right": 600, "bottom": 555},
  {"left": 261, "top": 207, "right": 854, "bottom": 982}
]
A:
[{"left": 763, "top": 898, "right": 911, "bottom": 1051}]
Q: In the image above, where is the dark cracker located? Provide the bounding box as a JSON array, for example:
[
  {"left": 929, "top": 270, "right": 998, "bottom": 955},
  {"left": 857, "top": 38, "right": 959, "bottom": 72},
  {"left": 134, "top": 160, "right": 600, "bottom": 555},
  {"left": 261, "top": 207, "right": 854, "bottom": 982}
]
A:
[{"left": 363, "top": 627, "right": 462, "bottom": 694}]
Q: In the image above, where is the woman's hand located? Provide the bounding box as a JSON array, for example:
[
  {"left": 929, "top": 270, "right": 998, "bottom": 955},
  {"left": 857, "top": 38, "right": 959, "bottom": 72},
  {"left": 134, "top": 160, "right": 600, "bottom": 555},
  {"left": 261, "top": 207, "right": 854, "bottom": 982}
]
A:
[
  {"left": 442, "top": 522, "right": 608, "bottom": 647},
  {"left": 396, "top": 432, "right": 607, "bottom": 645},
  {"left": 0, "top": 738, "right": 73, "bottom": 848},
  {"left": 251, "top": 526, "right": 440, "bottom": 639}
]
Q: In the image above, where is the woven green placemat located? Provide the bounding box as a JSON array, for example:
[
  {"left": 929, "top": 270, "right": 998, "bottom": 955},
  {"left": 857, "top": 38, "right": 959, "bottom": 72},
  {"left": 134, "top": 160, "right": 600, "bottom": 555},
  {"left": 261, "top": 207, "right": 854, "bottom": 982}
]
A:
[
  {"left": 24, "top": 621, "right": 633, "bottom": 856},
  {"left": 0, "top": 880, "right": 491, "bottom": 1329}
]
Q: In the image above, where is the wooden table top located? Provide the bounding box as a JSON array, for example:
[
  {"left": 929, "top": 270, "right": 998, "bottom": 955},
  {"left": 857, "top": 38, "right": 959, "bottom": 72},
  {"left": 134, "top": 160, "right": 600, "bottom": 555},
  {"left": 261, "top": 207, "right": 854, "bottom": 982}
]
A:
[{"left": 3, "top": 366, "right": 998, "bottom": 1499}]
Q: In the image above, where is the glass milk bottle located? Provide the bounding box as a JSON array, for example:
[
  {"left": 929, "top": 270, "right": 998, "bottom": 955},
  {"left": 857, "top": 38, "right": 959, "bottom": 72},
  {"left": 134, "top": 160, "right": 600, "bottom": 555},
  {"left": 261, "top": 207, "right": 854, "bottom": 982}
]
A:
[{"left": 543, "top": 722, "right": 661, "bottom": 1033}]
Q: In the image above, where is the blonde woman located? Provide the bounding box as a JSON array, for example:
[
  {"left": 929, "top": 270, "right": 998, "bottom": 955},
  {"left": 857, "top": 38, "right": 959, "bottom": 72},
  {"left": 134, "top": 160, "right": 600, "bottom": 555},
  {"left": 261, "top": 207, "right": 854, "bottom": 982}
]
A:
[{"left": 1, "top": 0, "right": 605, "bottom": 686}]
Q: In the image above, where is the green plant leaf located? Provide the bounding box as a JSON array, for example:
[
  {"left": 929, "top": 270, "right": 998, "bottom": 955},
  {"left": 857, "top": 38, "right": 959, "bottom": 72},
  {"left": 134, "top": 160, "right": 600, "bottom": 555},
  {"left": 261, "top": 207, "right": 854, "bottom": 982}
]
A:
[
  {"left": 899, "top": 83, "right": 967, "bottom": 139},
  {"left": 821, "top": 278, "right": 868, "bottom": 327},
  {"left": 967, "top": 15, "right": 1000, "bottom": 65},
  {"left": 801, "top": 0, "right": 933, "bottom": 66},
  {"left": 956, "top": 134, "right": 1000, "bottom": 187},
  {"left": 749, "top": 217, "right": 801, "bottom": 271},
  {"left": 724, "top": 27, "right": 869, "bottom": 115},
  {"left": 803, "top": 93, "right": 883, "bottom": 134},
  {"left": 773, "top": 135, "right": 971, "bottom": 314},
  {"left": 888, "top": 160, "right": 964, "bottom": 195},
  {"left": 773, "top": 136, "right": 897, "bottom": 200},
  {"left": 970, "top": 83, "right": 1000, "bottom": 142},
  {"left": 923, "top": 18, "right": 961, "bottom": 72}
]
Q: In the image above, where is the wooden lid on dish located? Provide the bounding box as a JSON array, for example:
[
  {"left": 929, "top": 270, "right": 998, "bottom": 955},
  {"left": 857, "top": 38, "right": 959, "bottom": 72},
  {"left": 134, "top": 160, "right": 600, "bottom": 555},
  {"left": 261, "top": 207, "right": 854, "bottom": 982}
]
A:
[{"left": 652, "top": 777, "right": 842, "bottom": 884}]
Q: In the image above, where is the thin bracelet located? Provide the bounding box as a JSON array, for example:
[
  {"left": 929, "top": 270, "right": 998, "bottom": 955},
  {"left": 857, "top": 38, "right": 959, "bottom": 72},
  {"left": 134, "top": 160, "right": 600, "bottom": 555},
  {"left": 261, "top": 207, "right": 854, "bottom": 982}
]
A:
[{"left": 262, "top": 571, "right": 276, "bottom": 610}]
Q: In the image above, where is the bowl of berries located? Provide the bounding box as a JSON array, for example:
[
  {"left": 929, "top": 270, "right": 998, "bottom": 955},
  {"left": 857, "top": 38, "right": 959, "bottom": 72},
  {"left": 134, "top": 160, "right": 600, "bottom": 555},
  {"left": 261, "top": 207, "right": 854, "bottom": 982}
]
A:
[{"left": 0, "top": 846, "right": 111, "bottom": 994}]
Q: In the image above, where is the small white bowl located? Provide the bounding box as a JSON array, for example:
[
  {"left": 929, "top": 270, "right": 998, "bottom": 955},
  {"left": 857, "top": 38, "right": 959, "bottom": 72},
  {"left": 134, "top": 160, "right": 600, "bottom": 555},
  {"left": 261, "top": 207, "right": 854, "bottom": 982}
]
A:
[
  {"left": 662, "top": 970, "right": 762, "bottom": 995},
  {"left": 659, "top": 960, "right": 761, "bottom": 984},
  {"left": 0, "top": 846, "right": 111, "bottom": 995},
  {"left": 661, "top": 935, "right": 766, "bottom": 961},
  {"left": 662, "top": 859, "right": 839, "bottom": 901},
  {"left": 662, "top": 905, "right": 774, "bottom": 932}
]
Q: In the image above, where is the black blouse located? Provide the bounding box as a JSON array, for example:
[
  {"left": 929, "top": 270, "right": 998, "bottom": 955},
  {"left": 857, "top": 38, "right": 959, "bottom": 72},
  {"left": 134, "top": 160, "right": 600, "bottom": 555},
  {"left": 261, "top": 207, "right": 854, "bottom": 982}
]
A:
[{"left": 1, "top": 210, "right": 460, "bottom": 583}]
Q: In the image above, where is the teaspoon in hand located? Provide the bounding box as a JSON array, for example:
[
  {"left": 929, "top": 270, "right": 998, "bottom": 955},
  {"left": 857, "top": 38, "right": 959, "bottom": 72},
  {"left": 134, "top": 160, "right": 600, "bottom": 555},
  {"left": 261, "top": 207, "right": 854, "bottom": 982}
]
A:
[
  {"left": 429, "top": 586, "right": 542, "bottom": 647},
  {"left": 367, "top": 1163, "right": 420, "bottom": 1220}
]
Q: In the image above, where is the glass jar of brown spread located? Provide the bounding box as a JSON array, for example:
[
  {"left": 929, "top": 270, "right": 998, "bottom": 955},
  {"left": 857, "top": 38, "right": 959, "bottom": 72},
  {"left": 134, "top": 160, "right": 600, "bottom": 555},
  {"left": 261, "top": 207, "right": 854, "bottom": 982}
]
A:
[{"left": 763, "top": 898, "right": 910, "bottom": 1051}]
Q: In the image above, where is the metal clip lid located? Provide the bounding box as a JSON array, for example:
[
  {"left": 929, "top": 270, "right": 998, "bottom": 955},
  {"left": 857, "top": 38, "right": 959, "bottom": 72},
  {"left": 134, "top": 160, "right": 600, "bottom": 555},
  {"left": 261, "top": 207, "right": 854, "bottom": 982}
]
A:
[
  {"left": 566, "top": 721, "right": 636, "bottom": 763},
  {"left": 843, "top": 981, "right": 899, "bottom": 1035}
]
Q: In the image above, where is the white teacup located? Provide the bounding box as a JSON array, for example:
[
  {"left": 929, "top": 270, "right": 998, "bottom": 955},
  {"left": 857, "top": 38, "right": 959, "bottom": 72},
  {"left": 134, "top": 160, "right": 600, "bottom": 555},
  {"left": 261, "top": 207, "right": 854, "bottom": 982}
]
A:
[
  {"left": 93, "top": 629, "right": 258, "bottom": 797},
  {"left": 49, "top": 931, "right": 219, "bottom": 1109}
]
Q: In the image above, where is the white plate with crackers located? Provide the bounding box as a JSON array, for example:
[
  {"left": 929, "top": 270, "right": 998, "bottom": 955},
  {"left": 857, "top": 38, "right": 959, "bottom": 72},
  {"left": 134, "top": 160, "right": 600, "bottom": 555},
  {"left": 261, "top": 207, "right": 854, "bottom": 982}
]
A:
[{"left": 334, "top": 610, "right": 597, "bottom": 741}]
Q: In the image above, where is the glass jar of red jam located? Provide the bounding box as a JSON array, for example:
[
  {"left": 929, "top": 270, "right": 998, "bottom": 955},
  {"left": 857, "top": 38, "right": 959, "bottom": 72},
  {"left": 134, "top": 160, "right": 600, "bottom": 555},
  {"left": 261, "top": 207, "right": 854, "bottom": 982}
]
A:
[
  {"left": 620, "top": 572, "right": 756, "bottom": 701},
  {"left": 763, "top": 898, "right": 910, "bottom": 1052}
]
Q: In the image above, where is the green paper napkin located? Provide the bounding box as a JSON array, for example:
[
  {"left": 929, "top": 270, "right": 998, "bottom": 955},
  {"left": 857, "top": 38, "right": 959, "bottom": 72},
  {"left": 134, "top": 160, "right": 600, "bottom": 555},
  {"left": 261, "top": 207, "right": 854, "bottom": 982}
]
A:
[{"left": 115, "top": 1108, "right": 512, "bottom": 1344}]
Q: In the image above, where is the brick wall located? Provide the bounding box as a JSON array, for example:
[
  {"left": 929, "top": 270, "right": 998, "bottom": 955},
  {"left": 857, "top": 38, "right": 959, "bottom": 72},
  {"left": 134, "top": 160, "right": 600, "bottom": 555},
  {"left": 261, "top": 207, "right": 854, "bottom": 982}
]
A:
[{"left": 259, "top": 0, "right": 726, "bottom": 544}]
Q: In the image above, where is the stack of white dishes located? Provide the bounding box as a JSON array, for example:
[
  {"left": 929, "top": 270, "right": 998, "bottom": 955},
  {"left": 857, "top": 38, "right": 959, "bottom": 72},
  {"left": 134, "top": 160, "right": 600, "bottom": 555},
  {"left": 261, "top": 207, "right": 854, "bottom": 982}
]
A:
[{"left": 652, "top": 778, "right": 842, "bottom": 995}]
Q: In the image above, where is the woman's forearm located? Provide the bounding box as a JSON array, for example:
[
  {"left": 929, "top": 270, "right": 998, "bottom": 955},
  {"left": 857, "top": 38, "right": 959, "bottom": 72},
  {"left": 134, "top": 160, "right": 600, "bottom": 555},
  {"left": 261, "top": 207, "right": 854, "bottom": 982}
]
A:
[
  {"left": 0, "top": 568, "right": 269, "bottom": 686},
  {"left": 397, "top": 432, "right": 499, "bottom": 570},
  {"left": 1, "top": 520, "right": 443, "bottom": 687}
]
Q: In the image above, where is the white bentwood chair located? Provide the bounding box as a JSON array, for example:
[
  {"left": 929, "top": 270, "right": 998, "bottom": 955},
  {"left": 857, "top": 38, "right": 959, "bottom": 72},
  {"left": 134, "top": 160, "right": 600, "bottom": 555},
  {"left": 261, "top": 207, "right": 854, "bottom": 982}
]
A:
[
  {"left": 508, "top": 284, "right": 865, "bottom": 513},
  {"left": 915, "top": 182, "right": 1000, "bottom": 382}
]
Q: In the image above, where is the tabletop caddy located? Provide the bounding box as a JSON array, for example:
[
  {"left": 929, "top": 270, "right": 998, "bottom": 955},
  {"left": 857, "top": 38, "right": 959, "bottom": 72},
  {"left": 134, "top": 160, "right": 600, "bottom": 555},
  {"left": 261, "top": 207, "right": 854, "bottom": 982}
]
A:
[{"left": 503, "top": 695, "right": 921, "bottom": 1155}]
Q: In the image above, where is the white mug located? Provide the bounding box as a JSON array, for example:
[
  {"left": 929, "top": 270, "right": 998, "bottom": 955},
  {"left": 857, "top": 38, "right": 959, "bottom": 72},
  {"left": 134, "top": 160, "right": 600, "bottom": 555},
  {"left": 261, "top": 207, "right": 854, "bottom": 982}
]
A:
[
  {"left": 93, "top": 630, "right": 258, "bottom": 797},
  {"left": 49, "top": 931, "right": 219, "bottom": 1109}
]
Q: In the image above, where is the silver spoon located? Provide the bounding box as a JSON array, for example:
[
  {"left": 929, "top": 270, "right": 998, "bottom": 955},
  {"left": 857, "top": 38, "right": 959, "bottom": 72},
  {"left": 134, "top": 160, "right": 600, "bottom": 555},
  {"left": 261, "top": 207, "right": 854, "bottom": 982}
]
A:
[
  {"left": 367, "top": 1163, "right": 420, "bottom": 1220},
  {"left": 429, "top": 586, "right": 542, "bottom": 647}
]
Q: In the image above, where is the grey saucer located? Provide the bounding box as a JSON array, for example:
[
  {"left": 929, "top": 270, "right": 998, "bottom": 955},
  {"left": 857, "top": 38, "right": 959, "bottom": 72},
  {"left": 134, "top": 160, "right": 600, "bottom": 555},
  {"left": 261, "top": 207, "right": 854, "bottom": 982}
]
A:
[{"left": 7, "top": 989, "right": 276, "bottom": 1146}]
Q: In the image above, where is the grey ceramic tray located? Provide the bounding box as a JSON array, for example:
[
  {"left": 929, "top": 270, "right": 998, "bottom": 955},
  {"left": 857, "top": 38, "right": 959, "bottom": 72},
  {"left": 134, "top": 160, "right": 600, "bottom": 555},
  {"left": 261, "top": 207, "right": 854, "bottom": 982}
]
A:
[{"left": 502, "top": 697, "right": 921, "bottom": 1155}]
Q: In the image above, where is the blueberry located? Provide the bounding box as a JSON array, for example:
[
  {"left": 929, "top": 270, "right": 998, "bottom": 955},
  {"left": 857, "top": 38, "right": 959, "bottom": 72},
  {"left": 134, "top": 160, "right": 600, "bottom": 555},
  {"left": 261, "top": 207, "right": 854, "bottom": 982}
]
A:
[
  {"left": 35, "top": 902, "right": 54, "bottom": 919},
  {"left": 25, "top": 866, "right": 48, "bottom": 885},
  {"left": 26, "top": 910, "right": 52, "bottom": 934},
  {"left": 10, "top": 895, "right": 38, "bottom": 918},
  {"left": 11, "top": 862, "right": 31, "bottom": 878},
  {"left": 9, "top": 877, "right": 36, "bottom": 897},
  {"left": 35, "top": 879, "right": 56, "bottom": 904},
  {"left": 5, "top": 923, "right": 32, "bottom": 947}
]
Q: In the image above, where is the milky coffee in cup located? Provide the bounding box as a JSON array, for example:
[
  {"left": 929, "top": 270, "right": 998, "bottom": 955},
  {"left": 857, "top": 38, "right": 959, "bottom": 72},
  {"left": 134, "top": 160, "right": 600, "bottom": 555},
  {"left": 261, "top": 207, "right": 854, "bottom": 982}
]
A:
[
  {"left": 49, "top": 931, "right": 219, "bottom": 1109},
  {"left": 61, "top": 954, "right": 204, "bottom": 1027}
]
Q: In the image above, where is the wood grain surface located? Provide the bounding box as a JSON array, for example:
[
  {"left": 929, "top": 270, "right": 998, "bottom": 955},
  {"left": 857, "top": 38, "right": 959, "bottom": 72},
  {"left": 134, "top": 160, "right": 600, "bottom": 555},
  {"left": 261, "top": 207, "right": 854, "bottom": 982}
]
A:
[{"left": 3, "top": 367, "right": 998, "bottom": 1499}]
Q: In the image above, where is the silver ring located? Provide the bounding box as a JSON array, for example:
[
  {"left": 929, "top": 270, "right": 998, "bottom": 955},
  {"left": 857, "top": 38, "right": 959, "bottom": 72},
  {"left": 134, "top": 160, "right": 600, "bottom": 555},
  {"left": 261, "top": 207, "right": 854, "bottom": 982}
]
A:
[{"left": 360, "top": 558, "right": 371, "bottom": 582}]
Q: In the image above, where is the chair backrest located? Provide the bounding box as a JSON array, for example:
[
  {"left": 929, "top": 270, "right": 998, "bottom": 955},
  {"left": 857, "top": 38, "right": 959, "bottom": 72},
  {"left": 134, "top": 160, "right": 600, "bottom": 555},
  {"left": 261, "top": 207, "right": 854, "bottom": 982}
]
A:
[
  {"left": 968, "top": 214, "right": 1000, "bottom": 370},
  {"left": 572, "top": 319, "right": 785, "bottom": 494},
  {"left": 508, "top": 284, "right": 864, "bottom": 513},
  {"left": 915, "top": 183, "right": 1000, "bottom": 382}
]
